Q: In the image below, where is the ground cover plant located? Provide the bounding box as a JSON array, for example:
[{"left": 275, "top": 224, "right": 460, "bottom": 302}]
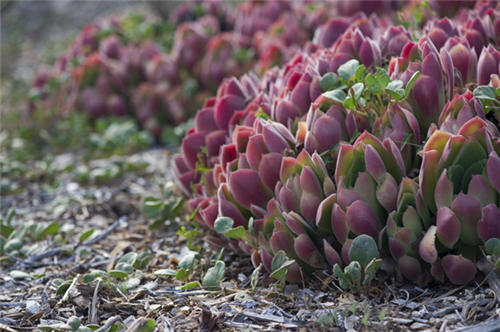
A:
[
  {"left": 2, "top": 0, "right": 500, "bottom": 331},
  {"left": 174, "top": 0, "right": 500, "bottom": 287},
  {"left": 27, "top": 1, "right": 342, "bottom": 140}
]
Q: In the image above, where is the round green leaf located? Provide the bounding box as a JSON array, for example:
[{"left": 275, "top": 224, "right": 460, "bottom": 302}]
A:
[
  {"left": 348, "top": 234, "right": 380, "bottom": 268},
  {"left": 214, "top": 217, "right": 234, "bottom": 234}
]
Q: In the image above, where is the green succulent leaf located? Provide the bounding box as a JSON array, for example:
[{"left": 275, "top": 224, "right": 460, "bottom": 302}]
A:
[
  {"left": 202, "top": 260, "right": 226, "bottom": 288},
  {"left": 385, "top": 80, "right": 405, "bottom": 100},
  {"left": 355, "top": 65, "right": 366, "bottom": 81},
  {"left": 250, "top": 263, "right": 263, "bottom": 289},
  {"left": 214, "top": 217, "right": 234, "bottom": 234},
  {"left": 351, "top": 82, "right": 364, "bottom": 100},
  {"left": 343, "top": 97, "right": 355, "bottom": 109},
  {"left": 181, "top": 280, "right": 201, "bottom": 290},
  {"left": 118, "top": 252, "right": 138, "bottom": 266},
  {"left": 154, "top": 268, "right": 177, "bottom": 276},
  {"left": 79, "top": 229, "right": 95, "bottom": 242},
  {"left": 175, "top": 268, "right": 190, "bottom": 281},
  {"left": 363, "top": 258, "right": 382, "bottom": 285},
  {"left": 485, "top": 238, "right": 500, "bottom": 256},
  {"left": 320, "top": 72, "right": 339, "bottom": 92},
  {"left": 178, "top": 250, "right": 200, "bottom": 270},
  {"left": 344, "top": 261, "right": 362, "bottom": 283},
  {"left": 142, "top": 197, "right": 163, "bottom": 219},
  {"left": 224, "top": 226, "right": 246, "bottom": 239},
  {"left": 404, "top": 71, "right": 420, "bottom": 98},
  {"left": 109, "top": 270, "right": 129, "bottom": 280},
  {"left": 322, "top": 89, "right": 346, "bottom": 104},
  {"left": 338, "top": 59, "right": 360, "bottom": 81},
  {"left": 474, "top": 85, "right": 497, "bottom": 101},
  {"left": 10, "top": 270, "right": 31, "bottom": 280},
  {"left": 349, "top": 234, "right": 380, "bottom": 268},
  {"left": 270, "top": 250, "right": 295, "bottom": 281}
]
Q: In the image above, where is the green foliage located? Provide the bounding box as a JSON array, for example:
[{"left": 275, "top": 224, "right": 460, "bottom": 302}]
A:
[
  {"left": 177, "top": 226, "right": 201, "bottom": 252},
  {"left": 142, "top": 182, "right": 185, "bottom": 230},
  {"left": 202, "top": 260, "right": 226, "bottom": 288},
  {"left": 474, "top": 85, "right": 500, "bottom": 116},
  {"left": 484, "top": 238, "right": 500, "bottom": 270},
  {"left": 333, "top": 235, "right": 381, "bottom": 292},
  {"left": 214, "top": 216, "right": 247, "bottom": 240},
  {"left": 269, "top": 250, "right": 296, "bottom": 282},
  {"left": 348, "top": 235, "right": 380, "bottom": 268},
  {"left": 322, "top": 60, "right": 420, "bottom": 118},
  {"left": 0, "top": 214, "right": 65, "bottom": 261},
  {"left": 82, "top": 250, "right": 150, "bottom": 295},
  {"left": 38, "top": 314, "right": 126, "bottom": 332},
  {"left": 250, "top": 263, "right": 263, "bottom": 290}
]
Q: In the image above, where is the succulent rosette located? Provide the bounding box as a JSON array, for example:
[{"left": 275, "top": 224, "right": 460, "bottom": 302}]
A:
[
  {"left": 438, "top": 90, "right": 499, "bottom": 135},
  {"left": 381, "top": 177, "right": 432, "bottom": 284},
  {"left": 389, "top": 39, "right": 451, "bottom": 133},
  {"left": 332, "top": 132, "right": 407, "bottom": 262},
  {"left": 372, "top": 103, "right": 421, "bottom": 171},
  {"left": 417, "top": 117, "right": 500, "bottom": 284},
  {"left": 425, "top": 18, "right": 459, "bottom": 51},
  {"left": 329, "top": 26, "right": 382, "bottom": 72},
  {"left": 379, "top": 25, "right": 413, "bottom": 58},
  {"left": 443, "top": 36, "right": 478, "bottom": 87},
  {"left": 477, "top": 45, "right": 500, "bottom": 85}
]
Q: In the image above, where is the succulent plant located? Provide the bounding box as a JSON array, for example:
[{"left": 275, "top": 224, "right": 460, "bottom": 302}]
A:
[
  {"left": 438, "top": 90, "right": 498, "bottom": 135},
  {"left": 416, "top": 117, "right": 500, "bottom": 284},
  {"left": 169, "top": 1, "right": 500, "bottom": 288},
  {"left": 477, "top": 45, "right": 500, "bottom": 85}
]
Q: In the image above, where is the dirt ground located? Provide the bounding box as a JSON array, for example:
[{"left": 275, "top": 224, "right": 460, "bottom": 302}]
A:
[{"left": 1, "top": 150, "right": 500, "bottom": 331}]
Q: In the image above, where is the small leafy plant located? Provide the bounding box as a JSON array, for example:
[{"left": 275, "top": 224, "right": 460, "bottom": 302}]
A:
[{"left": 333, "top": 235, "right": 382, "bottom": 292}]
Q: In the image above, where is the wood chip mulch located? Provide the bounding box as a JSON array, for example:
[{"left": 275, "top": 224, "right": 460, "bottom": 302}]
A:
[{"left": 1, "top": 150, "right": 500, "bottom": 331}]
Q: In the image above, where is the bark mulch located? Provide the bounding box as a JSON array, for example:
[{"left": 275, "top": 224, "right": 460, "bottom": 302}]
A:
[{"left": 1, "top": 150, "right": 499, "bottom": 331}]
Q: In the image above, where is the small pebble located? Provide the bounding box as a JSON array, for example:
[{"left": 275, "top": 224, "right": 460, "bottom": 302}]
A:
[{"left": 25, "top": 300, "right": 41, "bottom": 315}]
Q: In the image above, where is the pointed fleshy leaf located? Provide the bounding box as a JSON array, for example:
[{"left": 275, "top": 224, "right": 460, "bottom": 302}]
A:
[
  {"left": 258, "top": 153, "right": 283, "bottom": 190},
  {"left": 441, "top": 255, "right": 476, "bottom": 285},
  {"left": 323, "top": 240, "right": 342, "bottom": 268},
  {"left": 365, "top": 144, "right": 386, "bottom": 181},
  {"left": 398, "top": 255, "right": 422, "bottom": 282},
  {"left": 294, "top": 233, "right": 325, "bottom": 269},
  {"left": 436, "top": 207, "right": 461, "bottom": 249},
  {"left": 435, "top": 170, "right": 453, "bottom": 209},
  {"left": 376, "top": 173, "right": 398, "bottom": 212},
  {"left": 270, "top": 231, "right": 294, "bottom": 256},
  {"left": 332, "top": 203, "right": 348, "bottom": 244},
  {"left": 228, "top": 169, "right": 272, "bottom": 209},
  {"left": 487, "top": 152, "right": 500, "bottom": 193},
  {"left": 419, "top": 226, "right": 438, "bottom": 264},
  {"left": 477, "top": 204, "right": 500, "bottom": 242},
  {"left": 346, "top": 200, "right": 380, "bottom": 240},
  {"left": 468, "top": 175, "right": 497, "bottom": 207},
  {"left": 451, "top": 194, "right": 481, "bottom": 245}
]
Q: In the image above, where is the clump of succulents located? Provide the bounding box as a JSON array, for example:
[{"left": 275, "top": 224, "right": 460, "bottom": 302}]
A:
[
  {"left": 30, "top": 2, "right": 346, "bottom": 138},
  {"left": 173, "top": 0, "right": 500, "bottom": 287}
]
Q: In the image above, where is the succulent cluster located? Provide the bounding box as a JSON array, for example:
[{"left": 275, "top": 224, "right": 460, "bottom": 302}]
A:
[
  {"left": 174, "top": 0, "right": 500, "bottom": 286},
  {"left": 30, "top": 1, "right": 373, "bottom": 138}
]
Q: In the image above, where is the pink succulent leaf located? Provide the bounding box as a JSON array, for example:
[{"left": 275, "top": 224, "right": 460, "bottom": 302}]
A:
[
  {"left": 346, "top": 200, "right": 380, "bottom": 240},
  {"left": 228, "top": 169, "right": 273, "bottom": 209},
  {"left": 441, "top": 255, "right": 476, "bottom": 285},
  {"left": 398, "top": 255, "right": 422, "bottom": 282},
  {"left": 294, "top": 233, "right": 325, "bottom": 268},
  {"left": 477, "top": 204, "right": 500, "bottom": 242},
  {"left": 436, "top": 207, "right": 461, "bottom": 249}
]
